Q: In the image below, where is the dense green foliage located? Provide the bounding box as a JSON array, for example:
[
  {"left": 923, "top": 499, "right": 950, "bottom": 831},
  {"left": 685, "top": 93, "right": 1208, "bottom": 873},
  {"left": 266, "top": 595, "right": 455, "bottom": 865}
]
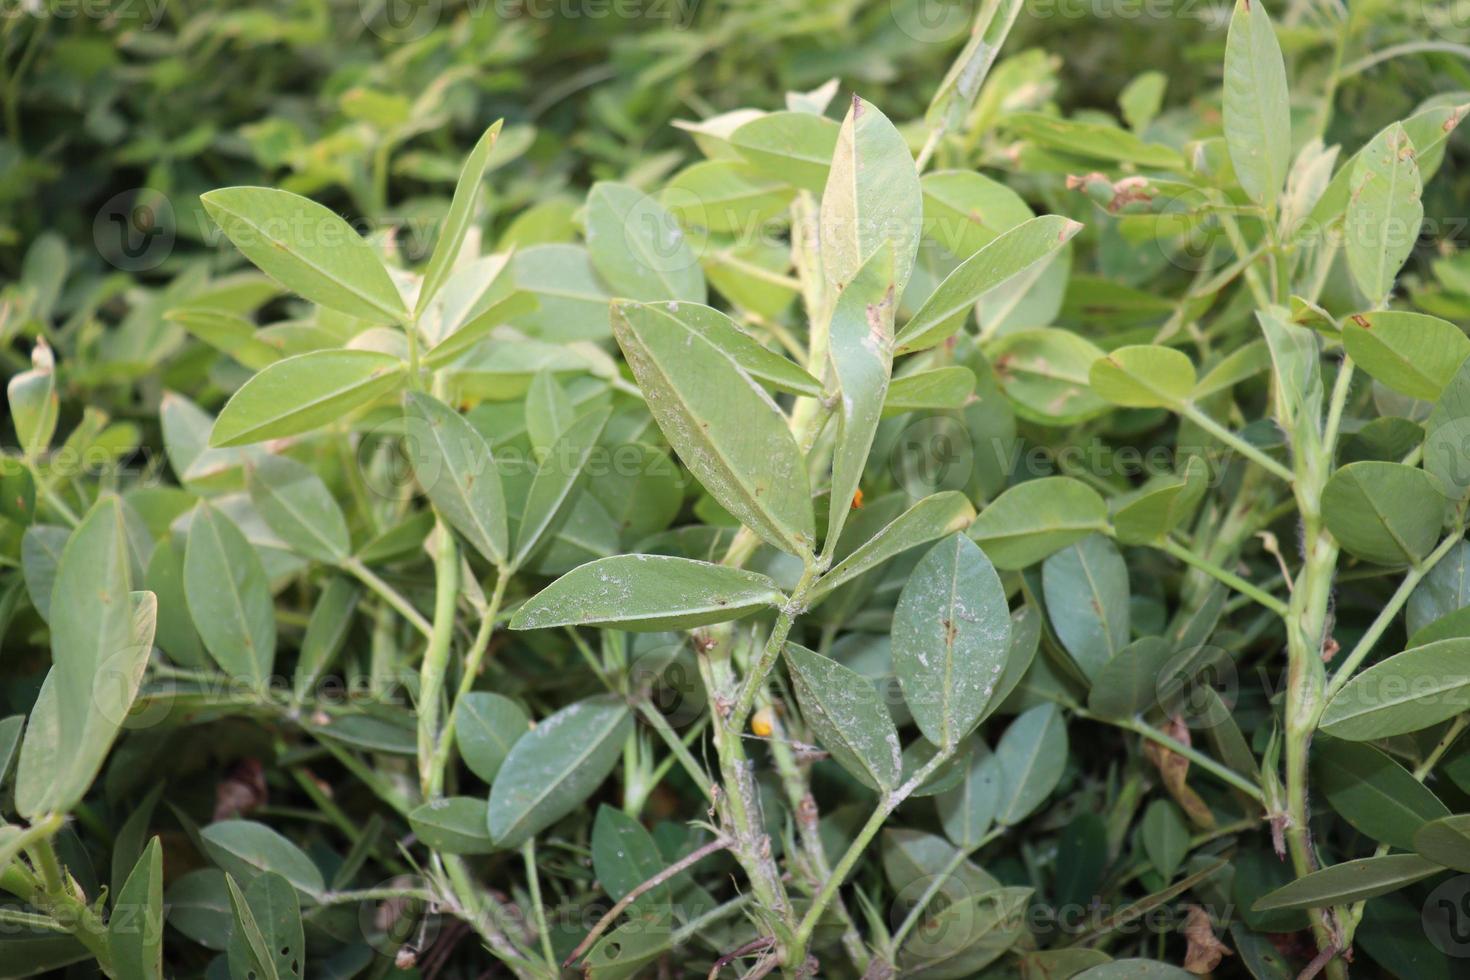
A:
[{"left": 5, "top": 1, "right": 1470, "bottom": 978}]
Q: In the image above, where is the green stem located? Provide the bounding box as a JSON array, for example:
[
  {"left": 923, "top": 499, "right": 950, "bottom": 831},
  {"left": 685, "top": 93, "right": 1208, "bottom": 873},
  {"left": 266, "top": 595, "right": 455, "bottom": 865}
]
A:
[
  {"left": 790, "top": 750, "right": 953, "bottom": 961},
  {"left": 428, "top": 567, "right": 510, "bottom": 795},
  {"left": 1326, "top": 528, "right": 1465, "bottom": 701},
  {"left": 1119, "top": 716, "right": 1265, "bottom": 804},
  {"left": 635, "top": 699, "right": 713, "bottom": 799},
  {"left": 730, "top": 566, "right": 818, "bottom": 731},
  {"left": 1160, "top": 538, "right": 1288, "bottom": 617},
  {"left": 417, "top": 526, "right": 460, "bottom": 797},
  {"left": 522, "top": 839, "right": 558, "bottom": 970},
  {"left": 440, "top": 854, "right": 542, "bottom": 976},
  {"left": 343, "top": 557, "right": 433, "bottom": 639},
  {"left": 1178, "top": 403, "right": 1295, "bottom": 483},
  {"left": 889, "top": 826, "right": 1004, "bottom": 951}
]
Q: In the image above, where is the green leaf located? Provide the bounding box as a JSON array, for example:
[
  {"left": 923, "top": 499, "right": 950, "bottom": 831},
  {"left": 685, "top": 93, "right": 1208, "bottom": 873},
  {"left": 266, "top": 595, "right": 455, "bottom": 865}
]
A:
[
  {"left": 455, "top": 692, "right": 529, "bottom": 784},
  {"left": 1320, "top": 638, "right": 1470, "bottom": 740},
  {"left": 586, "top": 182, "right": 705, "bottom": 303},
  {"left": 1087, "top": 637, "right": 1174, "bottom": 719},
  {"left": 1321, "top": 461, "right": 1444, "bottom": 566},
  {"left": 936, "top": 742, "right": 1000, "bottom": 848},
  {"left": 416, "top": 120, "right": 502, "bottom": 316},
  {"left": 1409, "top": 538, "right": 1470, "bottom": 636},
  {"left": 422, "top": 253, "right": 534, "bottom": 365},
  {"left": 210, "top": 350, "right": 405, "bottom": 447},
  {"left": 512, "top": 406, "right": 612, "bottom": 568},
  {"left": 165, "top": 870, "right": 233, "bottom": 951},
  {"left": 1251, "top": 854, "right": 1444, "bottom": 911},
  {"left": 227, "top": 872, "right": 303, "bottom": 980},
  {"left": 883, "top": 828, "right": 1000, "bottom": 908},
  {"left": 487, "top": 694, "right": 632, "bottom": 849},
  {"left": 201, "top": 820, "right": 325, "bottom": 900},
  {"left": 784, "top": 642, "right": 902, "bottom": 791},
  {"left": 1426, "top": 358, "right": 1470, "bottom": 501},
  {"left": 900, "top": 886, "right": 1031, "bottom": 980},
  {"left": 1089, "top": 345, "right": 1196, "bottom": 409},
  {"left": 883, "top": 367, "right": 976, "bottom": 416},
  {"left": 627, "top": 301, "right": 818, "bottom": 397},
  {"left": 1307, "top": 103, "right": 1464, "bottom": 236},
  {"left": 510, "top": 555, "right": 783, "bottom": 632},
  {"left": 920, "top": 170, "right": 1033, "bottom": 260},
  {"left": 986, "top": 327, "right": 1109, "bottom": 426},
  {"left": 1414, "top": 814, "right": 1470, "bottom": 872},
  {"left": 898, "top": 216, "right": 1083, "bottom": 355},
  {"left": 224, "top": 874, "right": 279, "bottom": 980},
  {"left": 524, "top": 370, "right": 574, "bottom": 458},
  {"left": 1315, "top": 738, "right": 1449, "bottom": 850},
  {"left": 729, "top": 111, "right": 841, "bottom": 192},
  {"left": 892, "top": 534, "right": 1012, "bottom": 748},
  {"left": 584, "top": 910, "right": 672, "bottom": 980},
  {"left": 201, "top": 187, "right": 406, "bottom": 323},
  {"left": 293, "top": 576, "right": 358, "bottom": 699},
  {"left": 1342, "top": 311, "right": 1470, "bottom": 401},
  {"left": 403, "top": 390, "right": 510, "bottom": 568},
  {"left": 1345, "top": 123, "right": 1424, "bottom": 306},
  {"left": 808, "top": 492, "right": 976, "bottom": 606},
  {"left": 1112, "top": 457, "right": 1208, "bottom": 545},
  {"left": 1005, "top": 112, "right": 1184, "bottom": 169},
  {"left": 969, "top": 477, "right": 1109, "bottom": 569},
  {"left": 110, "top": 837, "right": 164, "bottom": 980},
  {"left": 167, "top": 308, "right": 281, "bottom": 370},
  {"left": 820, "top": 96, "right": 922, "bottom": 296},
  {"left": 6, "top": 348, "right": 58, "bottom": 457},
  {"left": 1042, "top": 534, "right": 1130, "bottom": 680},
  {"left": 184, "top": 501, "right": 275, "bottom": 685},
  {"left": 613, "top": 300, "right": 814, "bottom": 556},
  {"left": 1222, "top": 0, "right": 1290, "bottom": 207},
  {"left": 20, "top": 524, "right": 67, "bottom": 622},
  {"left": 16, "top": 500, "right": 156, "bottom": 819},
  {"left": 994, "top": 703, "right": 1068, "bottom": 825},
  {"left": 826, "top": 244, "right": 897, "bottom": 548},
  {"left": 591, "top": 804, "right": 669, "bottom": 904},
  {"left": 1141, "top": 800, "right": 1190, "bottom": 880},
  {"left": 665, "top": 161, "right": 794, "bottom": 233},
  {"left": 408, "top": 797, "right": 496, "bottom": 854},
  {"left": 246, "top": 453, "right": 349, "bottom": 563}
]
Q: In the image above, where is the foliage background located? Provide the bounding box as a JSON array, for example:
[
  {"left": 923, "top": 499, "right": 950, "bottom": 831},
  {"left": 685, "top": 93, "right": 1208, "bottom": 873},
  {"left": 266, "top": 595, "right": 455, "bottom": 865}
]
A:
[{"left": 5, "top": 0, "right": 1470, "bottom": 978}]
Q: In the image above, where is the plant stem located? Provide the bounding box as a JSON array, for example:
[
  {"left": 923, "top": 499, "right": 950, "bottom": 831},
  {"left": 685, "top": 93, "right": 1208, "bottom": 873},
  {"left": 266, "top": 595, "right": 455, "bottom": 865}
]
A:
[
  {"left": 428, "top": 566, "right": 509, "bottom": 796},
  {"left": 417, "top": 525, "right": 460, "bottom": 798},
  {"left": 1121, "top": 716, "right": 1265, "bottom": 803},
  {"left": 343, "top": 556, "right": 433, "bottom": 639},
  {"left": 730, "top": 565, "right": 818, "bottom": 731},
  {"left": 1179, "top": 403, "right": 1295, "bottom": 483},
  {"left": 522, "top": 838, "right": 557, "bottom": 970},
  {"left": 789, "top": 750, "right": 953, "bottom": 963},
  {"left": 1160, "top": 537, "right": 1288, "bottom": 617},
  {"left": 1326, "top": 528, "right": 1465, "bottom": 700},
  {"left": 889, "top": 826, "right": 1004, "bottom": 951},
  {"left": 564, "top": 836, "right": 731, "bottom": 967},
  {"left": 635, "top": 699, "right": 713, "bottom": 799}
]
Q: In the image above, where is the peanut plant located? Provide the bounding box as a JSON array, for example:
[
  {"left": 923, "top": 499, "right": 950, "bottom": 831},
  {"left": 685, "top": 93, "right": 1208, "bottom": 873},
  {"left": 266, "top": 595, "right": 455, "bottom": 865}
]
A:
[{"left": 4, "top": 1, "right": 1470, "bottom": 978}]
